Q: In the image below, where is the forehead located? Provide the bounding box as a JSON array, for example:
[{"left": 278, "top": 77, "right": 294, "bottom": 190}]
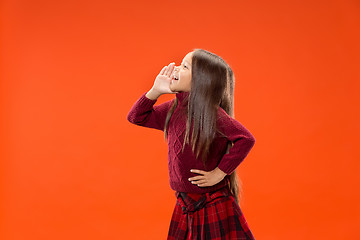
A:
[{"left": 182, "top": 52, "right": 193, "bottom": 63}]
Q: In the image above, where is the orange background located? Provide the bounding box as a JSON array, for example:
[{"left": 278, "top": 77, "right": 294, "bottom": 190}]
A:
[{"left": 1, "top": 0, "right": 359, "bottom": 239}]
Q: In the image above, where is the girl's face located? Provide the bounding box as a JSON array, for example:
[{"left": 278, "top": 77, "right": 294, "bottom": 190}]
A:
[{"left": 170, "top": 51, "right": 193, "bottom": 92}]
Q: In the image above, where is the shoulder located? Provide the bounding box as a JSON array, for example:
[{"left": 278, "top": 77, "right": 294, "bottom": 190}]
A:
[
  {"left": 215, "top": 106, "right": 235, "bottom": 135},
  {"left": 216, "top": 106, "right": 232, "bottom": 123},
  {"left": 154, "top": 98, "right": 176, "bottom": 110},
  {"left": 216, "top": 106, "right": 255, "bottom": 140}
]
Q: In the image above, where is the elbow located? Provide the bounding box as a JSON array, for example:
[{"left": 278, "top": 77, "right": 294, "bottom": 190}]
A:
[
  {"left": 126, "top": 111, "right": 136, "bottom": 124},
  {"left": 247, "top": 134, "right": 256, "bottom": 148},
  {"left": 127, "top": 111, "right": 145, "bottom": 126}
]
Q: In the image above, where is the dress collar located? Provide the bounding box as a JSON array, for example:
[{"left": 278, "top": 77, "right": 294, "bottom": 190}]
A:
[{"left": 176, "top": 91, "right": 190, "bottom": 104}]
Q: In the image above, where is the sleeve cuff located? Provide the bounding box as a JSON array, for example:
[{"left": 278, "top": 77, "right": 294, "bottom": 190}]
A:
[
  {"left": 137, "top": 91, "right": 158, "bottom": 108},
  {"left": 217, "top": 164, "right": 234, "bottom": 175}
]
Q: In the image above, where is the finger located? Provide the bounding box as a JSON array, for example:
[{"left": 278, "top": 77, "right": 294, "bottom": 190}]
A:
[
  {"left": 169, "top": 66, "right": 174, "bottom": 77},
  {"left": 197, "top": 183, "right": 208, "bottom": 187},
  {"left": 190, "top": 169, "right": 207, "bottom": 175},
  {"left": 188, "top": 176, "right": 204, "bottom": 181},
  {"left": 166, "top": 62, "right": 175, "bottom": 77},
  {"left": 192, "top": 179, "right": 207, "bottom": 184},
  {"left": 164, "top": 63, "right": 172, "bottom": 76},
  {"left": 170, "top": 66, "right": 176, "bottom": 78},
  {"left": 160, "top": 66, "right": 167, "bottom": 75}
]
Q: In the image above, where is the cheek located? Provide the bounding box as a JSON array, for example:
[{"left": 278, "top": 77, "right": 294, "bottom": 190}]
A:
[
  {"left": 187, "top": 73, "right": 192, "bottom": 83},
  {"left": 179, "top": 71, "right": 191, "bottom": 84},
  {"left": 181, "top": 72, "right": 191, "bottom": 80}
]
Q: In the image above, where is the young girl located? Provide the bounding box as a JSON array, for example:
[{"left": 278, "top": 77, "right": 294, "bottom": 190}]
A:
[{"left": 127, "top": 48, "right": 256, "bottom": 240}]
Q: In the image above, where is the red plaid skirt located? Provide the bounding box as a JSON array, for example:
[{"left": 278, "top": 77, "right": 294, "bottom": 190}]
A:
[{"left": 167, "top": 186, "right": 255, "bottom": 240}]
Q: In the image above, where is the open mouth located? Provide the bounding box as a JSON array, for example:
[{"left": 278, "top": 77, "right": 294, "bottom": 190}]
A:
[{"left": 172, "top": 73, "right": 179, "bottom": 81}]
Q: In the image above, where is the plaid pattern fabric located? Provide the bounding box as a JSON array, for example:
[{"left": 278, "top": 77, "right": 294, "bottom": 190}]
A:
[{"left": 167, "top": 186, "right": 255, "bottom": 240}]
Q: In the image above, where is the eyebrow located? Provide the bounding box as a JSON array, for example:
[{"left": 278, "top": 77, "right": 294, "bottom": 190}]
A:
[{"left": 182, "top": 60, "right": 190, "bottom": 66}]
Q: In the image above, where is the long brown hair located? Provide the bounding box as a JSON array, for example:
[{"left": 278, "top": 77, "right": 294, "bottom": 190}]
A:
[{"left": 164, "top": 48, "right": 242, "bottom": 204}]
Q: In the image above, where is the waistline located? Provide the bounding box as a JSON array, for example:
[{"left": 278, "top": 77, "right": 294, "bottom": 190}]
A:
[{"left": 175, "top": 186, "right": 232, "bottom": 214}]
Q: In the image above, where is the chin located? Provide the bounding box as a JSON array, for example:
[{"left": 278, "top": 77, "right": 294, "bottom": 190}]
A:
[{"left": 170, "top": 84, "right": 179, "bottom": 91}]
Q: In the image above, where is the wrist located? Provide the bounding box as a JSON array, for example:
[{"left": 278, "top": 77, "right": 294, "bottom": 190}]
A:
[
  {"left": 215, "top": 167, "right": 227, "bottom": 178},
  {"left": 146, "top": 88, "right": 161, "bottom": 100}
]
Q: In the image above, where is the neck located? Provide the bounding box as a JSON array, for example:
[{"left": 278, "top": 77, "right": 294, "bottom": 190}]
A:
[{"left": 176, "top": 91, "right": 190, "bottom": 104}]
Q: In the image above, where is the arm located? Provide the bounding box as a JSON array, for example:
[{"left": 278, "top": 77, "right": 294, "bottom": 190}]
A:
[
  {"left": 216, "top": 107, "right": 256, "bottom": 175},
  {"left": 127, "top": 61, "right": 179, "bottom": 131},
  {"left": 127, "top": 90, "right": 174, "bottom": 131}
]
